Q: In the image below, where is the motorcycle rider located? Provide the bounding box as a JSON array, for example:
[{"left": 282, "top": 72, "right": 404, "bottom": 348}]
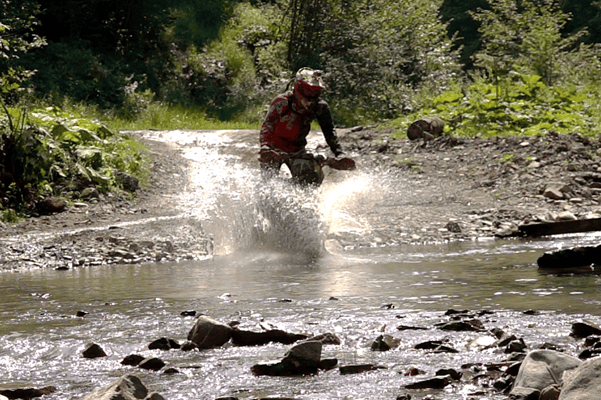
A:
[{"left": 258, "top": 67, "right": 348, "bottom": 185}]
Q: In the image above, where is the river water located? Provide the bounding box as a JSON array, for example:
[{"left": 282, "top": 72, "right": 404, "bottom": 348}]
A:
[{"left": 1, "top": 130, "right": 601, "bottom": 400}]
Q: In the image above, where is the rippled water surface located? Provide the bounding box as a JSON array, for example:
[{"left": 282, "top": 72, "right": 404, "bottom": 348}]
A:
[{"left": 2, "top": 130, "right": 601, "bottom": 400}]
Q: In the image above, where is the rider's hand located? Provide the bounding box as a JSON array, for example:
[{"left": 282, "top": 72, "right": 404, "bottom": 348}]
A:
[{"left": 258, "top": 146, "right": 282, "bottom": 164}]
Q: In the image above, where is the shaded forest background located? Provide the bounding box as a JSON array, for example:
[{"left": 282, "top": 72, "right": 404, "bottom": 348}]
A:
[
  {"left": 3, "top": 0, "right": 600, "bottom": 125},
  {"left": 1, "top": 0, "right": 601, "bottom": 216}
]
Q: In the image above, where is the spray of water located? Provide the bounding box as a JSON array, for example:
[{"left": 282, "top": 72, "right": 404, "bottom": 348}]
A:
[{"left": 138, "top": 129, "right": 387, "bottom": 258}]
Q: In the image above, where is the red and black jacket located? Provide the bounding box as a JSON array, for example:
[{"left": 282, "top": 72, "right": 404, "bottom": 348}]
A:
[{"left": 260, "top": 91, "right": 342, "bottom": 156}]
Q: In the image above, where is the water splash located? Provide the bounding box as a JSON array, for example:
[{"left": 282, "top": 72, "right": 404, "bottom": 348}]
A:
[{"left": 138, "top": 130, "right": 378, "bottom": 258}]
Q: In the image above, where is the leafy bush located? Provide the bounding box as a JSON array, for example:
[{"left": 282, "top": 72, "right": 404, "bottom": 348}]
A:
[
  {"left": 389, "top": 74, "right": 601, "bottom": 138},
  {"left": 470, "top": 0, "right": 601, "bottom": 87},
  {"left": 282, "top": 0, "right": 462, "bottom": 125},
  {"left": 0, "top": 103, "right": 150, "bottom": 216},
  {"left": 25, "top": 41, "right": 127, "bottom": 109}
]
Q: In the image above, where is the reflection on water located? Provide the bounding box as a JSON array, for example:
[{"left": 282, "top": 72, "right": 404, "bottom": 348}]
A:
[
  {"left": 1, "top": 242, "right": 601, "bottom": 399},
  {"left": 2, "top": 130, "right": 601, "bottom": 399}
]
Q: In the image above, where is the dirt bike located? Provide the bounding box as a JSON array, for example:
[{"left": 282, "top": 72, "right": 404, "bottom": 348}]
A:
[
  {"left": 260, "top": 147, "right": 356, "bottom": 186},
  {"left": 251, "top": 149, "right": 356, "bottom": 258}
]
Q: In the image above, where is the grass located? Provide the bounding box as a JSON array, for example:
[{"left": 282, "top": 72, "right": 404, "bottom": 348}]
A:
[
  {"left": 106, "top": 103, "right": 259, "bottom": 132},
  {"left": 58, "top": 99, "right": 259, "bottom": 132}
]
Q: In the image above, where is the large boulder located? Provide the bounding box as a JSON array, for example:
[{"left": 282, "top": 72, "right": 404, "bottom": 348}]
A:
[
  {"left": 559, "top": 356, "right": 601, "bottom": 400},
  {"left": 187, "top": 316, "right": 233, "bottom": 349},
  {"left": 80, "top": 374, "right": 163, "bottom": 400},
  {"left": 231, "top": 329, "right": 306, "bottom": 346},
  {"left": 538, "top": 245, "right": 601, "bottom": 269},
  {"left": 251, "top": 340, "right": 335, "bottom": 376},
  {"left": 510, "top": 350, "right": 582, "bottom": 396},
  {"left": 0, "top": 387, "right": 56, "bottom": 400}
]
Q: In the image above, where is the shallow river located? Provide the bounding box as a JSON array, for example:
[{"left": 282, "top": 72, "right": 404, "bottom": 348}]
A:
[{"left": 1, "top": 130, "right": 601, "bottom": 400}]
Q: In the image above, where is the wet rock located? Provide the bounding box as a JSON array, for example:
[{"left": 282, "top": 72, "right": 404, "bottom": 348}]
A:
[
  {"left": 180, "top": 310, "right": 197, "bottom": 317},
  {"left": 117, "top": 172, "right": 139, "bottom": 192},
  {"left": 539, "top": 384, "right": 560, "bottom": 400},
  {"left": 510, "top": 350, "right": 581, "bottom": 397},
  {"left": 79, "top": 373, "right": 163, "bottom": 400},
  {"left": 437, "top": 318, "right": 485, "bottom": 332},
  {"left": 583, "top": 335, "right": 600, "bottom": 347},
  {"left": 414, "top": 340, "right": 445, "bottom": 350},
  {"left": 404, "top": 375, "right": 453, "bottom": 389},
  {"left": 505, "top": 338, "right": 528, "bottom": 354},
  {"left": 82, "top": 343, "right": 107, "bottom": 359},
  {"left": 538, "top": 245, "right": 601, "bottom": 269},
  {"left": 433, "top": 344, "right": 460, "bottom": 353},
  {"left": 162, "top": 367, "right": 179, "bottom": 374},
  {"left": 571, "top": 321, "right": 601, "bottom": 338},
  {"left": 339, "top": 364, "right": 386, "bottom": 375},
  {"left": 180, "top": 340, "right": 199, "bottom": 352},
  {"left": 148, "top": 337, "right": 181, "bottom": 351},
  {"left": 37, "top": 197, "right": 67, "bottom": 214},
  {"left": 138, "top": 357, "right": 166, "bottom": 371},
  {"left": 80, "top": 187, "right": 100, "bottom": 199},
  {"left": 371, "top": 334, "right": 401, "bottom": 351},
  {"left": 414, "top": 340, "right": 459, "bottom": 353},
  {"left": 444, "top": 308, "right": 470, "bottom": 316},
  {"left": 507, "top": 352, "right": 527, "bottom": 362},
  {"left": 231, "top": 329, "right": 307, "bottom": 346},
  {"left": 251, "top": 341, "right": 327, "bottom": 376},
  {"left": 543, "top": 187, "right": 564, "bottom": 200},
  {"left": 286, "top": 340, "right": 322, "bottom": 362},
  {"left": 318, "top": 358, "right": 338, "bottom": 371},
  {"left": 121, "top": 354, "right": 146, "bottom": 366},
  {"left": 537, "top": 342, "right": 562, "bottom": 351},
  {"left": 309, "top": 332, "right": 341, "bottom": 345},
  {"left": 577, "top": 347, "right": 601, "bottom": 360},
  {"left": 509, "top": 386, "right": 540, "bottom": 400},
  {"left": 506, "top": 361, "right": 522, "bottom": 376},
  {"left": 403, "top": 367, "right": 425, "bottom": 377},
  {"left": 436, "top": 368, "right": 462, "bottom": 380},
  {"left": 187, "top": 316, "right": 233, "bottom": 349},
  {"left": 395, "top": 395, "right": 412, "bottom": 400},
  {"left": 496, "top": 333, "right": 518, "bottom": 347},
  {"left": 396, "top": 325, "right": 428, "bottom": 331},
  {"left": 444, "top": 221, "right": 462, "bottom": 233},
  {"left": 0, "top": 386, "right": 56, "bottom": 400},
  {"left": 560, "top": 356, "right": 601, "bottom": 400},
  {"left": 493, "top": 375, "right": 515, "bottom": 392},
  {"left": 490, "top": 328, "right": 507, "bottom": 340}
]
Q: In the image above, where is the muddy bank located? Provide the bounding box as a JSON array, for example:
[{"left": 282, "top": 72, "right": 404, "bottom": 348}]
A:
[{"left": 2, "top": 129, "right": 601, "bottom": 270}]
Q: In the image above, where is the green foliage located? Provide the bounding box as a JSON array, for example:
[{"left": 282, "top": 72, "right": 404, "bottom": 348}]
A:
[
  {"left": 0, "top": 0, "right": 46, "bottom": 99},
  {"left": 1, "top": 208, "right": 20, "bottom": 222},
  {"left": 470, "top": 0, "right": 601, "bottom": 87},
  {"left": 167, "top": 0, "right": 235, "bottom": 48},
  {"left": 26, "top": 41, "right": 127, "bottom": 109},
  {"left": 440, "top": 0, "right": 488, "bottom": 68},
  {"left": 0, "top": 103, "right": 150, "bottom": 214},
  {"left": 388, "top": 73, "right": 601, "bottom": 138},
  {"left": 178, "top": 2, "right": 288, "bottom": 120},
  {"left": 106, "top": 102, "right": 256, "bottom": 131},
  {"left": 282, "top": 0, "right": 463, "bottom": 125},
  {"left": 16, "top": 0, "right": 235, "bottom": 110}
]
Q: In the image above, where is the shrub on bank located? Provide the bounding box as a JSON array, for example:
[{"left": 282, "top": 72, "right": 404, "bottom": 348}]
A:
[
  {"left": 0, "top": 103, "right": 150, "bottom": 220},
  {"left": 387, "top": 74, "right": 601, "bottom": 139}
]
